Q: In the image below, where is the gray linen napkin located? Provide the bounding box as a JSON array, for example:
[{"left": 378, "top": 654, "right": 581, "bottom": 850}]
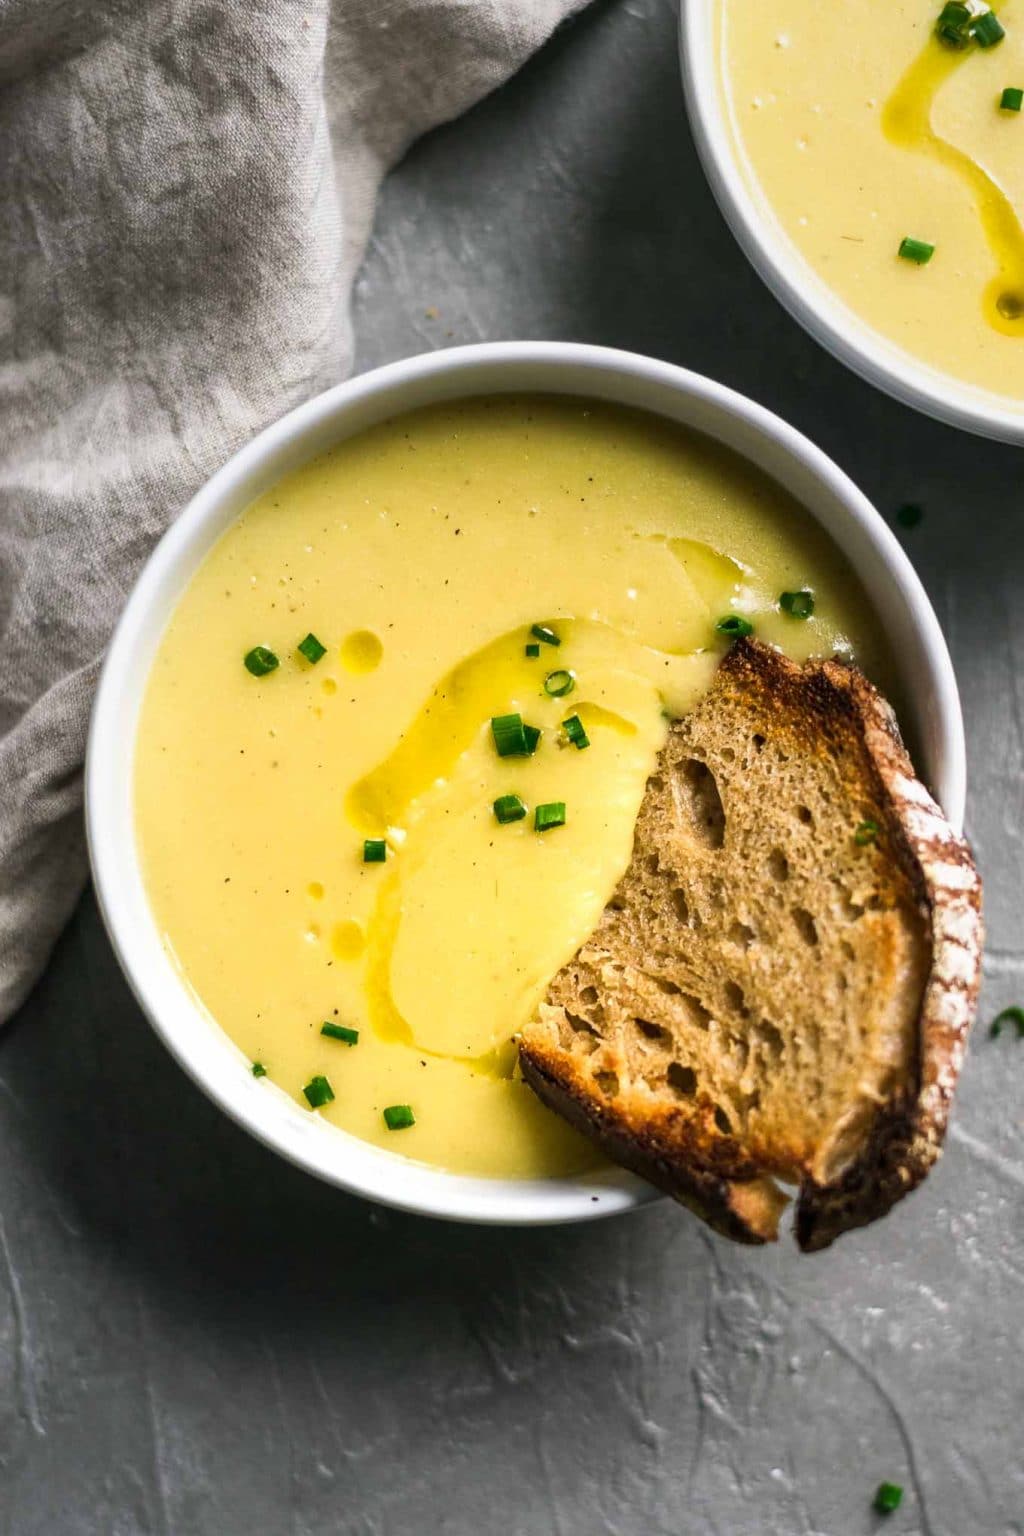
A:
[{"left": 0, "top": 0, "right": 588, "bottom": 1024}]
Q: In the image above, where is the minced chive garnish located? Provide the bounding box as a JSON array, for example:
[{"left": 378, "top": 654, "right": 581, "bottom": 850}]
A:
[
  {"left": 780, "top": 589, "right": 815, "bottom": 620},
  {"left": 524, "top": 724, "right": 541, "bottom": 754},
  {"left": 298, "top": 632, "right": 326, "bottom": 664},
  {"left": 303, "top": 1074, "right": 335, "bottom": 1109},
  {"left": 1000, "top": 85, "right": 1023, "bottom": 110},
  {"left": 936, "top": 0, "right": 972, "bottom": 45},
  {"left": 530, "top": 623, "right": 560, "bottom": 647},
  {"left": 383, "top": 1104, "right": 415, "bottom": 1130},
  {"left": 244, "top": 645, "right": 279, "bottom": 676},
  {"left": 544, "top": 668, "right": 576, "bottom": 698},
  {"left": 873, "top": 1483, "right": 904, "bottom": 1515},
  {"left": 525, "top": 642, "right": 541, "bottom": 657},
  {"left": 535, "top": 801, "right": 566, "bottom": 832},
  {"left": 990, "top": 1005, "right": 1024, "bottom": 1038},
  {"left": 896, "top": 502, "right": 924, "bottom": 528},
  {"left": 363, "top": 838, "right": 387, "bottom": 863},
  {"left": 321, "top": 1021, "right": 359, "bottom": 1045},
  {"left": 716, "top": 615, "right": 754, "bottom": 639},
  {"left": 974, "top": 10, "right": 1005, "bottom": 46},
  {"left": 492, "top": 712, "right": 529, "bottom": 757},
  {"left": 494, "top": 793, "right": 528, "bottom": 824},
  {"left": 855, "top": 819, "right": 880, "bottom": 846},
  {"left": 562, "top": 714, "right": 590, "bottom": 750},
  {"left": 251, "top": 1061, "right": 267, "bottom": 1078},
  {"left": 898, "top": 236, "right": 935, "bottom": 265}
]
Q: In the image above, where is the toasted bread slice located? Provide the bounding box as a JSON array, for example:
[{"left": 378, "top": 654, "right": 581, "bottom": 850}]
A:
[{"left": 519, "top": 639, "right": 982, "bottom": 1250}]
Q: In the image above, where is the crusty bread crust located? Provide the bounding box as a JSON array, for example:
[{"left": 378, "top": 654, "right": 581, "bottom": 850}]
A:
[{"left": 519, "top": 640, "right": 983, "bottom": 1251}]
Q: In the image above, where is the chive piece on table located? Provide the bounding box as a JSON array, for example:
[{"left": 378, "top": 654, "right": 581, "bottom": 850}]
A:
[
  {"left": 898, "top": 236, "right": 935, "bottom": 265},
  {"left": 383, "top": 1104, "right": 415, "bottom": 1131},
  {"left": 895, "top": 502, "right": 924, "bottom": 528},
  {"left": 562, "top": 714, "right": 590, "bottom": 750},
  {"left": 298, "top": 632, "right": 327, "bottom": 664},
  {"left": 321, "top": 1021, "right": 359, "bottom": 1045},
  {"left": 535, "top": 801, "right": 566, "bottom": 833},
  {"left": 716, "top": 615, "right": 754, "bottom": 639},
  {"left": 873, "top": 1483, "right": 904, "bottom": 1516},
  {"left": 530, "top": 623, "right": 560, "bottom": 647},
  {"left": 544, "top": 668, "right": 576, "bottom": 698},
  {"left": 855, "top": 819, "right": 880, "bottom": 846},
  {"left": 303, "top": 1074, "right": 335, "bottom": 1109},
  {"left": 494, "top": 793, "right": 528, "bottom": 825},
  {"left": 1000, "top": 85, "right": 1023, "bottom": 110},
  {"left": 973, "top": 10, "right": 1005, "bottom": 46},
  {"left": 990, "top": 1005, "right": 1024, "bottom": 1038},
  {"left": 244, "top": 645, "right": 279, "bottom": 676},
  {"left": 363, "top": 838, "right": 387, "bottom": 863},
  {"left": 251, "top": 1061, "right": 267, "bottom": 1078},
  {"left": 525, "top": 642, "right": 541, "bottom": 657},
  {"left": 780, "top": 589, "right": 815, "bottom": 620}
]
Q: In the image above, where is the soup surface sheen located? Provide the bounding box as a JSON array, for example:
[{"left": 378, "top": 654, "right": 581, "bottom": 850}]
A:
[
  {"left": 136, "top": 396, "right": 884, "bottom": 1179},
  {"left": 718, "top": 0, "right": 1024, "bottom": 403}
]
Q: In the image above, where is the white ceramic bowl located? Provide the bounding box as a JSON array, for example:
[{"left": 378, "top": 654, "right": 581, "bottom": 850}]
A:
[
  {"left": 680, "top": 3, "right": 1024, "bottom": 446},
  {"left": 86, "top": 341, "right": 966, "bottom": 1225}
]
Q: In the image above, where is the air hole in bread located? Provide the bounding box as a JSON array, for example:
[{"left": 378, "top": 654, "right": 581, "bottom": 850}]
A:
[
  {"left": 580, "top": 985, "right": 599, "bottom": 1006},
  {"left": 670, "top": 887, "right": 693, "bottom": 926},
  {"left": 796, "top": 804, "right": 813, "bottom": 825},
  {"left": 724, "top": 979, "right": 746, "bottom": 1015},
  {"left": 675, "top": 758, "right": 725, "bottom": 849},
  {"left": 565, "top": 1009, "right": 599, "bottom": 1040},
  {"left": 754, "top": 1019, "right": 785, "bottom": 1062},
  {"left": 791, "top": 907, "right": 819, "bottom": 947},
  {"left": 714, "top": 1104, "right": 732, "bottom": 1134},
  {"left": 646, "top": 852, "right": 660, "bottom": 875},
  {"left": 666, "top": 1061, "right": 698, "bottom": 1098},
  {"left": 751, "top": 732, "right": 766, "bottom": 751},
  {"left": 635, "top": 1018, "right": 671, "bottom": 1045},
  {"left": 767, "top": 848, "right": 789, "bottom": 882},
  {"left": 594, "top": 1069, "right": 619, "bottom": 1099},
  {"left": 654, "top": 975, "right": 681, "bottom": 997},
  {"left": 728, "top": 919, "right": 755, "bottom": 949},
  {"left": 681, "top": 994, "right": 712, "bottom": 1031},
  {"left": 840, "top": 939, "right": 855, "bottom": 963}
]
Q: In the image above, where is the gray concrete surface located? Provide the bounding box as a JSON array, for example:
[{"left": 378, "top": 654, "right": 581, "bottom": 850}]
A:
[{"left": 3, "top": 1, "right": 1022, "bottom": 1531}]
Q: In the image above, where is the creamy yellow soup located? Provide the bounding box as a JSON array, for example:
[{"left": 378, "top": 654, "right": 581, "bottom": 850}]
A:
[
  {"left": 718, "top": 0, "right": 1024, "bottom": 402},
  {"left": 135, "top": 396, "right": 886, "bottom": 1180}
]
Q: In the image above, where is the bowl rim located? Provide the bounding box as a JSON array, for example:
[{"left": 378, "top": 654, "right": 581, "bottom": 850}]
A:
[
  {"left": 678, "top": 0, "right": 1024, "bottom": 447},
  {"left": 86, "top": 339, "right": 967, "bottom": 1226}
]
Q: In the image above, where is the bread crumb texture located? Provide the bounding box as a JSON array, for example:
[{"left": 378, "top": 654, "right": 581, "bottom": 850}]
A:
[{"left": 520, "top": 641, "right": 983, "bottom": 1250}]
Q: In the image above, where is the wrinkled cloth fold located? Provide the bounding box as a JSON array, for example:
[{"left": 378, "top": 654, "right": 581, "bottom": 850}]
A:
[{"left": 0, "top": 0, "right": 588, "bottom": 1022}]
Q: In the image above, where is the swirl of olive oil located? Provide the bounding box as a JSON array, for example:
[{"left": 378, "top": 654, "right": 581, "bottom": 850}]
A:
[{"left": 882, "top": 5, "right": 1024, "bottom": 333}]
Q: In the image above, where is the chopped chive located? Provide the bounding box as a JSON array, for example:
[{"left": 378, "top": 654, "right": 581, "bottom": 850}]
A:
[
  {"left": 936, "top": 1, "right": 972, "bottom": 45},
  {"left": 363, "top": 838, "right": 387, "bottom": 863},
  {"left": 1000, "top": 85, "right": 1023, "bottom": 110},
  {"left": 251, "top": 1061, "right": 267, "bottom": 1078},
  {"left": 973, "top": 10, "right": 1005, "bottom": 46},
  {"left": 491, "top": 713, "right": 528, "bottom": 756},
  {"left": 873, "top": 1482, "right": 904, "bottom": 1515},
  {"left": 855, "top": 819, "right": 880, "bottom": 846},
  {"left": 716, "top": 615, "right": 754, "bottom": 639},
  {"left": 530, "top": 623, "right": 560, "bottom": 647},
  {"left": 898, "top": 236, "right": 935, "bottom": 265},
  {"left": 990, "top": 1005, "right": 1024, "bottom": 1038},
  {"left": 297, "top": 632, "right": 326, "bottom": 664},
  {"left": 244, "top": 645, "right": 279, "bottom": 676},
  {"left": 524, "top": 724, "right": 541, "bottom": 754},
  {"left": 494, "top": 793, "right": 528, "bottom": 824},
  {"left": 895, "top": 502, "right": 924, "bottom": 528},
  {"left": 321, "top": 1021, "right": 359, "bottom": 1045},
  {"left": 779, "top": 589, "right": 815, "bottom": 620},
  {"left": 562, "top": 714, "right": 590, "bottom": 750},
  {"left": 383, "top": 1103, "right": 415, "bottom": 1131},
  {"left": 544, "top": 668, "right": 576, "bottom": 698},
  {"left": 534, "top": 801, "right": 566, "bottom": 833},
  {"left": 525, "top": 642, "right": 541, "bottom": 657},
  {"left": 303, "top": 1074, "right": 334, "bottom": 1109}
]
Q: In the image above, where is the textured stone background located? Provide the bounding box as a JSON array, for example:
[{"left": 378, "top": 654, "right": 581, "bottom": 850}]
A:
[{"left": 2, "top": 1, "right": 1021, "bottom": 1531}]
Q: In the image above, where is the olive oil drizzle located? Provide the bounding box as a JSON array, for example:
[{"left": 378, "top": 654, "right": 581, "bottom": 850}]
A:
[{"left": 882, "top": 3, "right": 1024, "bottom": 334}]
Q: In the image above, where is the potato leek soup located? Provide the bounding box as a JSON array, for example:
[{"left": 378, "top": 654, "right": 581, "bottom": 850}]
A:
[
  {"left": 718, "top": 0, "right": 1024, "bottom": 403},
  {"left": 135, "top": 396, "right": 885, "bottom": 1180}
]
